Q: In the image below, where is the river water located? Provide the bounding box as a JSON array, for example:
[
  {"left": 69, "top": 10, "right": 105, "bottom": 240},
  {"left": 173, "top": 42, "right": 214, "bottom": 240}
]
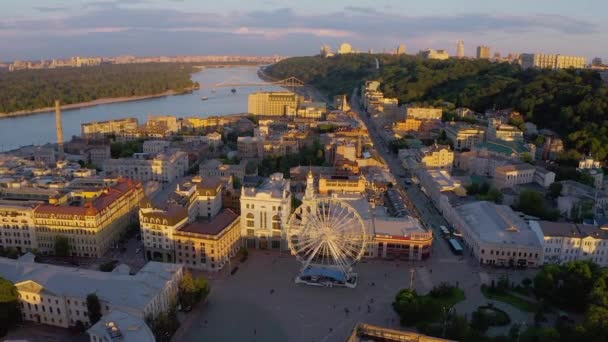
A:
[{"left": 0, "top": 66, "right": 284, "bottom": 150}]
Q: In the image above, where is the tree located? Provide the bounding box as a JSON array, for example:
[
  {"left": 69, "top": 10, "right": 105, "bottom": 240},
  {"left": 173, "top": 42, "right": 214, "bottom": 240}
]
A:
[
  {"left": 86, "top": 293, "right": 102, "bottom": 325},
  {"left": 516, "top": 189, "right": 560, "bottom": 221},
  {"left": 549, "top": 182, "right": 563, "bottom": 199},
  {"left": 470, "top": 308, "right": 490, "bottom": 333},
  {"left": 178, "top": 271, "right": 210, "bottom": 310},
  {"left": 0, "top": 277, "right": 20, "bottom": 337},
  {"left": 54, "top": 235, "right": 70, "bottom": 257}
]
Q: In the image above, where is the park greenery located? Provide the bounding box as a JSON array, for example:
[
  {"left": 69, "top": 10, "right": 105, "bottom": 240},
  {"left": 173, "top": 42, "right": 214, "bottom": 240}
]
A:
[
  {"left": 86, "top": 293, "right": 102, "bottom": 325},
  {"left": 393, "top": 282, "right": 465, "bottom": 327},
  {"left": 110, "top": 139, "right": 144, "bottom": 158},
  {"left": 0, "top": 277, "right": 20, "bottom": 337},
  {"left": 0, "top": 247, "right": 20, "bottom": 259},
  {"left": 0, "top": 63, "right": 198, "bottom": 113},
  {"left": 514, "top": 189, "right": 560, "bottom": 221},
  {"left": 146, "top": 309, "right": 180, "bottom": 342},
  {"left": 178, "top": 271, "right": 210, "bottom": 311},
  {"left": 466, "top": 182, "right": 503, "bottom": 204},
  {"left": 258, "top": 140, "right": 326, "bottom": 177},
  {"left": 54, "top": 235, "right": 70, "bottom": 257},
  {"left": 267, "top": 54, "right": 608, "bottom": 162}
]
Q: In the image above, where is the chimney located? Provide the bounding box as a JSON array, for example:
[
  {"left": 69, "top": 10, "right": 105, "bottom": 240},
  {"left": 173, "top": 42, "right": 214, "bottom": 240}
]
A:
[{"left": 55, "top": 100, "right": 64, "bottom": 161}]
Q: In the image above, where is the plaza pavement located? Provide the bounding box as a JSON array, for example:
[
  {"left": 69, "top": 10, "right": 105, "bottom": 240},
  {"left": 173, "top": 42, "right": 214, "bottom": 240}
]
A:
[{"left": 175, "top": 249, "right": 535, "bottom": 342}]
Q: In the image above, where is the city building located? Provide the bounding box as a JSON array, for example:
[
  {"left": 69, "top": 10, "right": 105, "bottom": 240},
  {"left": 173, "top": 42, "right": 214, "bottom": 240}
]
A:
[
  {"left": 237, "top": 136, "right": 264, "bottom": 158},
  {"left": 140, "top": 204, "right": 188, "bottom": 263},
  {"left": 33, "top": 179, "right": 144, "bottom": 257},
  {"left": 240, "top": 173, "right": 292, "bottom": 250},
  {"left": 87, "top": 310, "right": 155, "bottom": 342},
  {"left": 521, "top": 53, "right": 586, "bottom": 70},
  {"left": 347, "top": 323, "right": 454, "bottom": 342},
  {"left": 337, "top": 43, "right": 354, "bottom": 54},
  {"left": 0, "top": 203, "right": 38, "bottom": 254},
  {"left": 417, "top": 169, "right": 466, "bottom": 208},
  {"left": 419, "top": 144, "right": 454, "bottom": 171},
  {"left": 456, "top": 40, "right": 465, "bottom": 58},
  {"left": 172, "top": 209, "right": 241, "bottom": 271},
  {"left": 530, "top": 220, "right": 608, "bottom": 267},
  {"left": 142, "top": 140, "right": 171, "bottom": 154},
  {"left": 199, "top": 159, "right": 248, "bottom": 180},
  {"left": 0, "top": 255, "right": 182, "bottom": 331},
  {"left": 476, "top": 45, "right": 491, "bottom": 59},
  {"left": 493, "top": 163, "right": 536, "bottom": 189},
  {"left": 405, "top": 107, "right": 442, "bottom": 120},
  {"left": 533, "top": 167, "right": 556, "bottom": 188},
  {"left": 371, "top": 216, "right": 433, "bottom": 260},
  {"left": 444, "top": 201, "right": 543, "bottom": 267},
  {"left": 444, "top": 123, "right": 486, "bottom": 150},
  {"left": 247, "top": 91, "right": 301, "bottom": 116},
  {"left": 418, "top": 49, "right": 449, "bottom": 60},
  {"left": 487, "top": 119, "right": 524, "bottom": 142},
  {"left": 296, "top": 101, "right": 327, "bottom": 119},
  {"left": 318, "top": 174, "right": 367, "bottom": 195},
  {"left": 103, "top": 151, "right": 188, "bottom": 183},
  {"left": 81, "top": 118, "right": 139, "bottom": 140},
  {"left": 557, "top": 180, "right": 608, "bottom": 219},
  {"left": 145, "top": 116, "right": 180, "bottom": 136},
  {"left": 396, "top": 44, "right": 407, "bottom": 55}
]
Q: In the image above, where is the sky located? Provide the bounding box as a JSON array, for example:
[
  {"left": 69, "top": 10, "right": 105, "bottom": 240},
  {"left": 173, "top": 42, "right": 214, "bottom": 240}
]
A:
[{"left": 0, "top": 0, "right": 605, "bottom": 61}]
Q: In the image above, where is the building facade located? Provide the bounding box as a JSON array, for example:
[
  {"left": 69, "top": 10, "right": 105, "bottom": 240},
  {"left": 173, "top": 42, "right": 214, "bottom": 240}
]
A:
[
  {"left": 81, "top": 118, "right": 139, "bottom": 140},
  {"left": 521, "top": 53, "right": 586, "bottom": 70},
  {"left": 493, "top": 163, "right": 536, "bottom": 189},
  {"left": 476, "top": 45, "right": 491, "bottom": 59},
  {"left": 0, "top": 203, "right": 38, "bottom": 253},
  {"left": 406, "top": 107, "right": 442, "bottom": 120},
  {"left": 104, "top": 151, "right": 188, "bottom": 183},
  {"left": 240, "top": 173, "right": 292, "bottom": 250},
  {"left": 247, "top": 92, "right": 301, "bottom": 116},
  {"left": 445, "top": 123, "right": 486, "bottom": 150}
]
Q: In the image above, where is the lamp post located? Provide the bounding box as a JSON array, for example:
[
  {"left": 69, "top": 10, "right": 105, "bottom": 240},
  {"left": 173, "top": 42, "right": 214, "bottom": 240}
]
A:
[{"left": 442, "top": 306, "right": 455, "bottom": 338}]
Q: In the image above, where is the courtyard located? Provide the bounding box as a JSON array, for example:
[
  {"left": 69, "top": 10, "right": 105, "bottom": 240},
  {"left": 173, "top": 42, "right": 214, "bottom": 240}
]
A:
[{"left": 175, "top": 250, "right": 535, "bottom": 342}]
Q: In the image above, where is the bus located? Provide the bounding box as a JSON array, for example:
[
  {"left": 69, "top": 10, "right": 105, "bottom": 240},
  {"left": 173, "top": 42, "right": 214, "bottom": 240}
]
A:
[{"left": 448, "top": 238, "right": 463, "bottom": 255}]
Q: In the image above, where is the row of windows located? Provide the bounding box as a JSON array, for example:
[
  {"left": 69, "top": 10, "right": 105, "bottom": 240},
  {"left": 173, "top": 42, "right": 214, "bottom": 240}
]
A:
[{"left": 481, "top": 249, "right": 538, "bottom": 258}]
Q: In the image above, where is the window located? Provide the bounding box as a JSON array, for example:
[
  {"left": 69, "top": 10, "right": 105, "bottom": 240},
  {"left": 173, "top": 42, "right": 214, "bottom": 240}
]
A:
[{"left": 246, "top": 213, "right": 255, "bottom": 228}]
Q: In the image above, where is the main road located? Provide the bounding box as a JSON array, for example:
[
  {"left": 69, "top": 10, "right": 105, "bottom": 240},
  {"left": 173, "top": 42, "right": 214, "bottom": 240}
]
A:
[{"left": 349, "top": 89, "right": 454, "bottom": 260}]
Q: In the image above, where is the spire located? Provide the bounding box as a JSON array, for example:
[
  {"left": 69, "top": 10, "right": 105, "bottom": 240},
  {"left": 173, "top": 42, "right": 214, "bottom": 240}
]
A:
[{"left": 305, "top": 169, "right": 315, "bottom": 201}]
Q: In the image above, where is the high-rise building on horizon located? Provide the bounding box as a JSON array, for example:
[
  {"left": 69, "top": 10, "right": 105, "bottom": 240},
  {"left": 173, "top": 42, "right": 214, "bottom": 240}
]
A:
[
  {"left": 476, "top": 45, "right": 491, "bottom": 59},
  {"left": 592, "top": 57, "right": 603, "bottom": 66},
  {"left": 396, "top": 44, "right": 407, "bottom": 55},
  {"left": 521, "top": 53, "right": 586, "bottom": 70},
  {"left": 456, "top": 40, "right": 465, "bottom": 58}
]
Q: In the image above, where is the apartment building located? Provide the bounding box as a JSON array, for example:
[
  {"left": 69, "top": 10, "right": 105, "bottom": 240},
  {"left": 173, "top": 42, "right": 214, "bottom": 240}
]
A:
[
  {"left": 406, "top": 107, "right": 442, "bottom": 120},
  {"left": 418, "top": 49, "right": 449, "bottom": 60},
  {"left": 81, "top": 118, "right": 139, "bottom": 140},
  {"left": 247, "top": 91, "right": 300, "bottom": 116},
  {"left": 476, "top": 45, "right": 491, "bottom": 59},
  {"left": 371, "top": 216, "right": 433, "bottom": 260},
  {"left": 420, "top": 144, "right": 454, "bottom": 171},
  {"left": 140, "top": 204, "right": 189, "bottom": 263},
  {"left": 318, "top": 174, "right": 367, "bottom": 195},
  {"left": 103, "top": 151, "right": 188, "bottom": 183},
  {"left": 445, "top": 123, "right": 486, "bottom": 150},
  {"left": 0, "top": 203, "right": 38, "bottom": 253},
  {"left": 240, "top": 173, "right": 292, "bottom": 250},
  {"left": 493, "top": 163, "right": 536, "bottom": 189},
  {"left": 0, "top": 255, "right": 182, "bottom": 331},
  {"left": 521, "top": 53, "right": 586, "bottom": 70},
  {"left": 33, "top": 179, "right": 144, "bottom": 257},
  {"left": 172, "top": 209, "right": 241, "bottom": 271},
  {"left": 237, "top": 136, "right": 264, "bottom": 158},
  {"left": 142, "top": 140, "right": 171, "bottom": 154},
  {"left": 487, "top": 119, "right": 524, "bottom": 142},
  {"left": 530, "top": 221, "right": 608, "bottom": 267}
]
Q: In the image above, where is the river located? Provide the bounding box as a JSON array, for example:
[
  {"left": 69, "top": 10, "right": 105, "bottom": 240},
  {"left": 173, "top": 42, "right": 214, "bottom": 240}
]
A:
[{"left": 0, "top": 66, "right": 284, "bottom": 150}]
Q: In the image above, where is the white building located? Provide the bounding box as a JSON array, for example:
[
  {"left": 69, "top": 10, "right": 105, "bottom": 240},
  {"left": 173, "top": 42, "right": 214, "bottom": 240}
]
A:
[
  {"left": 530, "top": 220, "right": 608, "bottom": 267},
  {"left": 87, "top": 310, "right": 155, "bottom": 342},
  {"left": 493, "top": 163, "right": 536, "bottom": 189},
  {"left": 0, "top": 203, "right": 38, "bottom": 253},
  {"left": 444, "top": 201, "right": 543, "bottom": 267},
  {"left": 0, "top": 255, "right": 182, "bottom": 330},
  {"left": 240, "top": 173, "right": 292, "bottom": 250},
  {"left": 104, "top": 151, "right": 188, "bottom": 183},
  {"left": 534, "top": 167, "right": 556, "bottom": 188},
  {"left": 142, "top": 140, "right": 171, "bottom": 154}
]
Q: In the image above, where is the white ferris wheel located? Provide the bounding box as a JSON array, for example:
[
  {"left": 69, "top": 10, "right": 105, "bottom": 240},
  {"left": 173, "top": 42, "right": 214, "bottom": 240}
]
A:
[{"left": 287, "top": 197, "right": 367, "bottom": 287}]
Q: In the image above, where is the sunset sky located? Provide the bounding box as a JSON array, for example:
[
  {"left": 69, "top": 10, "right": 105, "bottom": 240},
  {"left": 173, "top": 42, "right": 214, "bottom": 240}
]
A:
[{"left": 1, "top": 0, "right": 604, "bottom": 61}]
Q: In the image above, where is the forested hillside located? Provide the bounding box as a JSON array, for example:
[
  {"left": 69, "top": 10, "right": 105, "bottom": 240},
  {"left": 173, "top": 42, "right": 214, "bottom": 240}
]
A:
[
  {"left": 266, "top": 55, "right": 608, "bottom": 161},
  {"left": 0, "top": 63, "right": 198, "bottom": 113}
]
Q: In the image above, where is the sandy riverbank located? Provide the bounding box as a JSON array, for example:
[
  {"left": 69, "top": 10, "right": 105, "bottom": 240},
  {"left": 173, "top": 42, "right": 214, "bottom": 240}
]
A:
[{"left": 0, "top": 89, "right": 190, "bottom": 119}]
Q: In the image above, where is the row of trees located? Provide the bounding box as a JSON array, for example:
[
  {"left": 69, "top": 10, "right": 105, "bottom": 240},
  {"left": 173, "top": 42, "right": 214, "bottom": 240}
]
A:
[
  {"left": 258, "top": 140, "right": 327, "bottom": 177},
  {"left": 0, "top": 63, "right": 198, "bottom": 113},
  {"left": 266, "top": 55, "right": 608, "bottom": 162}
]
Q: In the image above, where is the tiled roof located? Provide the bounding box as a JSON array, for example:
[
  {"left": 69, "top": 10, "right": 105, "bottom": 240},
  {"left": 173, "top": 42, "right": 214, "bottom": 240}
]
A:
[{"left": 176, "top": 209, "right": 238, "bottom": 236}]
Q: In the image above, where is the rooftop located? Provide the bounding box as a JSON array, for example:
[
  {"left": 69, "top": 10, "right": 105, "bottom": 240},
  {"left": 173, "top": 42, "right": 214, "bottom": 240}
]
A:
[
  {"left": 176, "top": 209, "right": 238, "bottom": 236},
  {"left": 87, "top": 310, "right": 155, "bottom": 342},
  {"left": 495, "top": 163, "right": 535, "bottom": 173},
  {"left": 0, "top": 256, "right": 182, "bottom": 316},
  {"left": 530, "top": 220, "right": 608, "bottom": 240},
  {"left": 455, "top": 201, "right": 542, "bottom": 247}
]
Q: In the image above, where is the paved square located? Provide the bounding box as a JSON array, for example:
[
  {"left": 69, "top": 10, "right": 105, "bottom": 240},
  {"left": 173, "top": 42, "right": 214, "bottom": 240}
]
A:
[{"left": 179, "top": 251, "right": 428, "bottom": 342}]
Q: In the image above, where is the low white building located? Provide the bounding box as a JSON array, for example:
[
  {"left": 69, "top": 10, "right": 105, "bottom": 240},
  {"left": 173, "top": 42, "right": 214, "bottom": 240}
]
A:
[
  {"left": 443, "top": 201, "right": 543, "bottom": 267},
  {"left": 240, "top": 173, "right": 292, "bottom": 250},
  {"left": 0, "top": 255, "right": 182, "bottom": 330},
  {"left": 104, "top": 151, "right": 188, "bottom": 183},
  {"left": 493, "top": 163, "right": 535, "bottom": 189},
  {"left": 534, "top": 167, "right": 556, "bottom": 188},
  {"left": 142, "top": 140, "right": 171, "bottom": 154},
  {"left": 530, "top": 220, "right": 608, "bottom": 267}
]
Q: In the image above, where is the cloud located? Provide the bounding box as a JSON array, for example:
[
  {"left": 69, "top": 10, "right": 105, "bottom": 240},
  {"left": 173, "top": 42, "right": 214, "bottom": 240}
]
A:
[
  {"left": 34, "top": 6, "right": 68, "bottom": 13},
  {"left": 0, "top": 4, "right": 601, "bottom": 60}
]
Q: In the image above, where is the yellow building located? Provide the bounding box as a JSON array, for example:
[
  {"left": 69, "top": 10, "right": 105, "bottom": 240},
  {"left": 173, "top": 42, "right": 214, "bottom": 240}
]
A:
[
  {"left": 406, "top": 107, "right": 442, "bottom": 120},
  {"left": 33, "top": 179, "right": 144, "bottom": 258},
  {"left": 247, "top": 91, "right": 300, "bottom": 116},
  {"left": 319, "top": 175, "right": 366, "bottom": 195},
  {"left": 445, "top": 123, "right": 486, "bottom": 150},
  {"left": 173, "top": 209, "right": 241, "bottom": 271},
  {"left": 394, "top": 118, "right": 422, "bottom": 132},
  {"left": 420, "top": 144, "right": 454, "bottom": 171},
  {"left": 476, "top": 45, "right": 491, "bottom": 59},
  {"left": 81, "top": 118, "right": 139, "bottom": 139}
]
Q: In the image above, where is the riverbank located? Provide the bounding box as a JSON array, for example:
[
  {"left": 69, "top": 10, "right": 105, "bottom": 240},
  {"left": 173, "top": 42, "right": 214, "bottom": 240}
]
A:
[{"left": 0, "top": 89, "right": 195, "bottom": 119}]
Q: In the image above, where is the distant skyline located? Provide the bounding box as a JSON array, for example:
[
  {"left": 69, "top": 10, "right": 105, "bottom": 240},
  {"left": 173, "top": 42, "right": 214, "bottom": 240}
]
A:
[{"left": 0, "top": 0, "right": 606, "bottom": 61}]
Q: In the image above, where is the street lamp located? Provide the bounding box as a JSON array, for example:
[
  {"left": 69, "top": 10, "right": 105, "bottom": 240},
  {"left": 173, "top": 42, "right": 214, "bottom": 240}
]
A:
[{"left": 441, "top": 306, "right": 455, "bottom": 338}]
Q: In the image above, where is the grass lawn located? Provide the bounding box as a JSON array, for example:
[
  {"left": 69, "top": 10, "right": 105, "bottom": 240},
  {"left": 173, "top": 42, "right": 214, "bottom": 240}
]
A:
[
  {"left": 480, "top": 286, "right": 538, "bottom": 312},
  {"left": 428, "top": 288, "right": 466, "bottom": 308}
]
